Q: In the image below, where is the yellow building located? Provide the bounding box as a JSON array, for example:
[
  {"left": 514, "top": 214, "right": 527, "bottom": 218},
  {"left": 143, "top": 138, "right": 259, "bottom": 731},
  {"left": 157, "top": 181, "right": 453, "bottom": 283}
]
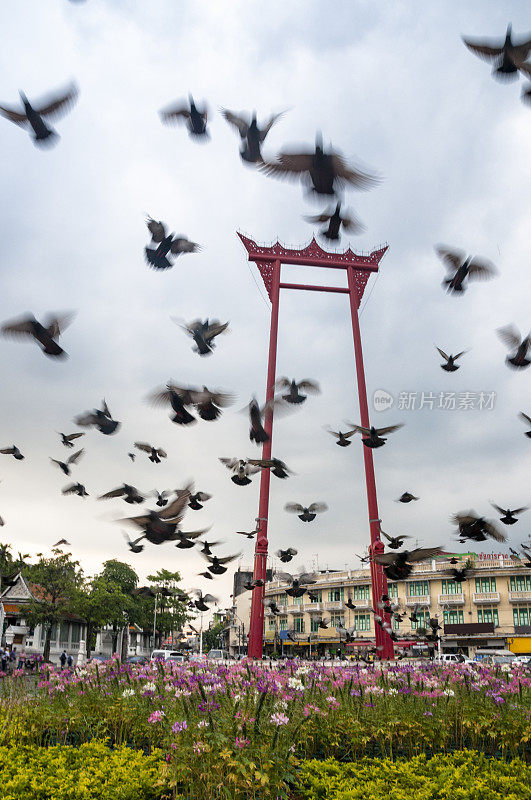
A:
[{"left": 230, "top": 554, "right": 531, "bottom": 658}]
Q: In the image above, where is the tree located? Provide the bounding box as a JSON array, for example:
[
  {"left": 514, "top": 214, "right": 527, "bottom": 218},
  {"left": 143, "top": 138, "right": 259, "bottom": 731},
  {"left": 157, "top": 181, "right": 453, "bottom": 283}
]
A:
[
  {"left": 202, "top": 621, "right": 225, "bottom": 652},
  {"left": 99, "top": 560, "right": 138, "bottom": 654},
  {"left": 24, "top": 551, "right": 82, "bottom": 662},
  {"left": 0, "top": 544, "right": 29, "bottom": 587},
  {"left": 73, "top": 575, "right": 136, "bottom": 658},
  {"left": 145, "top": 569, "right": 190, "bottom": 648}
]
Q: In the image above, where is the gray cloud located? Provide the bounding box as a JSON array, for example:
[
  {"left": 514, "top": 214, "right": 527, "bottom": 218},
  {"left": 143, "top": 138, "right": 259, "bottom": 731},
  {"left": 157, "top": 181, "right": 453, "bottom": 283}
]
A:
[{"left": 0, "top": 0, "right": 529, "bottom": 613}]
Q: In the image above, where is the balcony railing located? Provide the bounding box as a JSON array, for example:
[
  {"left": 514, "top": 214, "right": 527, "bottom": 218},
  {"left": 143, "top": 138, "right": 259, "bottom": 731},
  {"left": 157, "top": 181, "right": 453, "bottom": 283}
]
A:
[
  {"left": 347, "top": 598, "right": 371, "bottom": 609},
  {"left": 322, "top": 600, "right": 344, "bottom": 612},
  {"left": 304, "top": 603, "right": 323, "bottom": 613},
  {"left": 472, "top": 592, "right": 500, "bottom": 604},
  {"left": 509, "top": 591, "right": 531, "bottom": 602},
  {"left": 286, "top": 604, "right": 304, "bottom": 614},
  {"left": 438, "top": 593, "right": 465, "bottom": 605},
  {"left": 405, "top": 595, "right": 430, "bottom": 607}
]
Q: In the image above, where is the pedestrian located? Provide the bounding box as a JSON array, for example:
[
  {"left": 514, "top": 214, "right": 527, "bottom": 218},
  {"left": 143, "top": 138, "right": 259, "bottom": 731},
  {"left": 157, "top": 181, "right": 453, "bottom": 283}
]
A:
[
  {"left": 17, "top": 648, "right": 26, "bottom": 670},
  {"left": 0, "top": 649, "right": 8, "bottom": 673},
  {"left": 10, "top": 647, "right": 17, "bottom": 665},
  {"left": 59, "top": 649, "right": 67, "bottom": 669},
  {"left": 67, "top": 653, "right": 73, "bottom": 669}
]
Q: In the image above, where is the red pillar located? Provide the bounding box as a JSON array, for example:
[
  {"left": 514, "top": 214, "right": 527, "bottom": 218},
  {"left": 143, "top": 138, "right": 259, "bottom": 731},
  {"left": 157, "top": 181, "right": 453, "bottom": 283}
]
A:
[
  {"left": 247, "top": 260, "right": 281, "bottom": 658},
  {"left": 347, "top": 266, "right": 394, "bottom": 660}
]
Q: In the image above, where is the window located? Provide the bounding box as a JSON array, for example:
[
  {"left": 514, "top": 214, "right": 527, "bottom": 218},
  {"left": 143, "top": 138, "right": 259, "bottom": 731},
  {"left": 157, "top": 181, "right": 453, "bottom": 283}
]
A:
[
  {"left": 475, "top": 577, "right": 496, "bottom": 593},
  {"left": 441, "top": 579, "right": 460, "bottom": 595},
  {"left": 309, "top": 590, "right": 322, "bottom": 602},
  {"left": 477, "top": 607, "right": 499, "bottom": 626},
  {"left": 510, "top": 576, "right": 531, "bottom": 592},
  {"left": 71, "top": 623, "right": 81, "bottom": 646},
  {"left": 392, "top": 617, "right": 400, "bottom": 631},
  {"left": 328, "top": 588, "right": 344, "bottom": 602},
  {"left": 353, "top": 614, "right": 371, "bottom": 632},
  {"left": 293, "top": 595, "right": 304, "bottom": 606},
  {"left": 513, "top": 606, "right": 531, "bottom": 627},
  {"left": 351, "top": 585, "right": 370, "bottom": 600},
  {"left": 330, "top": 614, "right": 344, "bottom": 628},
  {"left": 279, "top": 618, "right": 287, "bottom": 631},
  {"left": 406, "top": 581, "right": 429, "bottom": 597},
  {"left": 268, "top": 619, "right": 276, "bottom": 631},
  {"left": 443, "top": 610, "right": 464, "bottom": 625},
  {"left": 411, "top": 611, "right": 430, "bottom": 629},
  {"left": 293, "top": 617, "right": 305, "bottom": 633},
  {"left": 310, "top": 618, "right": 320, "bottom": 633},
  {"left": 277, "top": 594, "right": 287, "bottom": 605},
  {"left": 59, "top": 622, "right": 70, "bottom": 647},
  {"left": 387, "top": 583, "right": 398, "bottom": 598}
]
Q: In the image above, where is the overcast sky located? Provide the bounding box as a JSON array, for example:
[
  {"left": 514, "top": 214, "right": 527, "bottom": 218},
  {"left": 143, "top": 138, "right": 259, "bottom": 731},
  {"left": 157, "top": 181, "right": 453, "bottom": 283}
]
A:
[{"left": 0, "top": 1, "right": 529, "bottom": 616}]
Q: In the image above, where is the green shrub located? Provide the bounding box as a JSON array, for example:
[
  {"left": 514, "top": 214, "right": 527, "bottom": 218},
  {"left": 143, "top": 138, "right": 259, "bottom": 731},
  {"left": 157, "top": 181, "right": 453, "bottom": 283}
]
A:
[
  {"left": 297, "top": 751, "right": 531, "bottom": 799},
  {"left": 0, "top": 741, "right": 167, "bottom": 800}
]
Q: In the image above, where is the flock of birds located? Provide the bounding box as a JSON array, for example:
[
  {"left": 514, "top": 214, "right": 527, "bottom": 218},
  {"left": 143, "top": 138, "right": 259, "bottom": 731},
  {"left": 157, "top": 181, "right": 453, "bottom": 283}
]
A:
[{"left": 0, "top": 18, "right": 530, "bottom": 648}]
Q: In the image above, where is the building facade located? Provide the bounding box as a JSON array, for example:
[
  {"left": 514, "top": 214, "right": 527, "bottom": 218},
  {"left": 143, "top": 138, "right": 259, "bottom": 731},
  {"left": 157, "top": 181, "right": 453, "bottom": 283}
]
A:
[
  {"left": 230, "top": 554, "right": 531, "bottom": 658},
  {"left": 0, "top": 574, "right": 152, "bottom": 663}
]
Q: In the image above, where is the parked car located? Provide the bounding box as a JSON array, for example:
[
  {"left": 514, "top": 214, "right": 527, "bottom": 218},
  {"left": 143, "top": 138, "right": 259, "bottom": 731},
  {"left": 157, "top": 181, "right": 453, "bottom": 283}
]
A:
[
  {"left": 126, "top": 655, "right": 148, "bottom": 665},
  {"left": 512, "top": 655, "right": 531, "bottom": 665},
  {"left": 189, "top": 653, "right": 207, "bottom": 662},
  {"left": 438, "top": 653, "right": 472, "bottom": 664},
  {"left": 150, "top": 650, "right": 186, "bottom": 663},
  {"left": 206, "top": 649, "right": 231, "bottom": 661}
]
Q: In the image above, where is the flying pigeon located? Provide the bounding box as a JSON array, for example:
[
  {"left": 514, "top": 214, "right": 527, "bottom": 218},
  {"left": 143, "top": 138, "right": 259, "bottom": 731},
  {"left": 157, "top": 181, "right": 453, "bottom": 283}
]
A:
[
  {"left": 159, "top": 95, "right": 209, "bottom": 138},
  {"left": 261, "top": 134, "right": 379, "bottom": 197},
  {"left": 435, "top": 246, "right": 497, "bottom": 294},
  {"left": 144, "top": 217, "right": 199, "bottom": 270},
  {"left": 284, "top": 502, "right": 328, "bottom": 522},
  {"left": 74, "top": 400, "right": 120, "bottom": 435},
  {"left": 0, "top": 82, "right": 78, "bottom": 147},
  {"left": 1, "top": 312, "right": 75, "bottom": 359},
  {"left": 304, "top": 202, "right": 364, "bottom": 239},
  {"left": 221, "top": 108, "right": 285, "bottom": 163}
]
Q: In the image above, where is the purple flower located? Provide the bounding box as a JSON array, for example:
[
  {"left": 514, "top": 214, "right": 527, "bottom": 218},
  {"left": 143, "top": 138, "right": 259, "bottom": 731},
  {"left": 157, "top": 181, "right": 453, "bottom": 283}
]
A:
[{"left": 172, "top": 720, "right": 188, "bottom": 733}]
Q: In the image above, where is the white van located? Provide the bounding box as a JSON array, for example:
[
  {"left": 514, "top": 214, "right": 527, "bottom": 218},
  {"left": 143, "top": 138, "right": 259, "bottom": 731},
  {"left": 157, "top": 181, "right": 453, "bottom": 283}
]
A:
[
  {"left": 150, "top": 650, "right": 186, "bottom": 663},
  {"left": 206, "top": 649, "right": 231, "bottom": 661},
  {"left": 438, "top": 653, "right": 473, "bottom": 664}
]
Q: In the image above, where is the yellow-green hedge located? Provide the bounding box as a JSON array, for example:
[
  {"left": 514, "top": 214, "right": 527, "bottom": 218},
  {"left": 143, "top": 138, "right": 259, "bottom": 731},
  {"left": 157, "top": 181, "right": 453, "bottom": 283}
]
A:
[
  {"left": 298, "top": 751, "right": 531, "bottom": 799},
  {"left": 0, "top": 741, "right": 166, "bottom": 800}
]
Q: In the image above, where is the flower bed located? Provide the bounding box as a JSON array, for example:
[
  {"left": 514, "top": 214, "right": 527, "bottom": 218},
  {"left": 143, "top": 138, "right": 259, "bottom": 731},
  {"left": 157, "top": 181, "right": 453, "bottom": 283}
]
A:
[{"left": 0, "top": 659, "right": 530, "bottom": 799}]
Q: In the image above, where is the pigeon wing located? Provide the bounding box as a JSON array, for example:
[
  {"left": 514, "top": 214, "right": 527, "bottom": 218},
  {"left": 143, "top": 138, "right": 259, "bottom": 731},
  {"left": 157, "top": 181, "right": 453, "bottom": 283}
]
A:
[
  {"left": 259, "top": 111, "right": 286, "bottom": 141},
  {"left": 0, "top": 104, "right": 28, "bottom": 126},
  {"left": 462, "top": 37, "right": 504, "bottom": 62},
  {"left": 159, "top": 104, "right": 191, "bottom": 125},
  {"left": 220, "top": 108, "right": 249, "bottom": 138},
  {"left": 35, "top": 83, "right": 79, "bottom": 121},
  {"left": 45, "top": 311, "right": 76, "bottom": 339},
  {"left": 497, "top": 325, "right": 522, "bottom": 350},
  {"left": 307, "top": 502, "right": 328, "bottom": 513},
  {"left": 260, "top": 151, "right": 315, "bottom": 178},
  {"left": 134, "top": 442, "right": 152, "bottom": 453},
  {"left": 146, "top": 218, "right": 166, "bottom": 242},
  {"left": 435, "top": 245, "right": 466, "bottom": 271},
  {"left": 285, "top": 503, "right": 304, "bottom": 513},
  {"left": 330, "top": 151, "right": 380, "bottom": 190},
  {"left": 67, "top": 448, "right": 84, "bottom": 465}
]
